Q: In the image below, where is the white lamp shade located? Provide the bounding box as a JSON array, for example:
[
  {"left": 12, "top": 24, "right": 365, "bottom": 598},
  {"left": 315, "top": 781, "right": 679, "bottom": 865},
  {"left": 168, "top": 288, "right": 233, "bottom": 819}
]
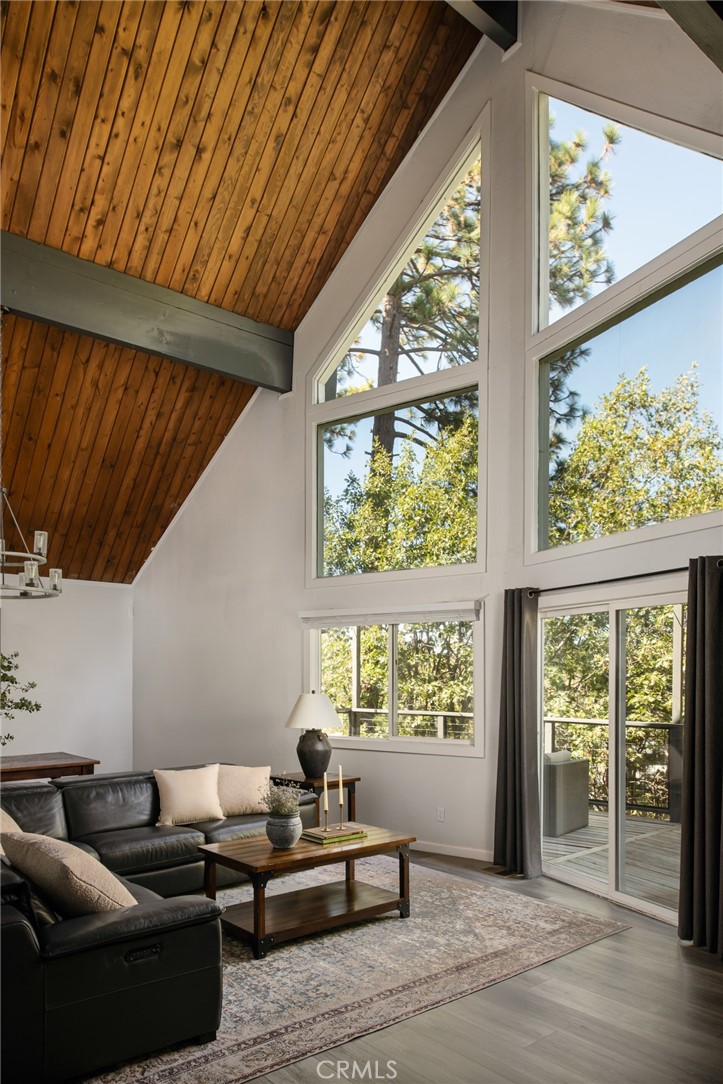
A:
[{"left": 284, "top": 691, "right": 339, "bottom": 731}]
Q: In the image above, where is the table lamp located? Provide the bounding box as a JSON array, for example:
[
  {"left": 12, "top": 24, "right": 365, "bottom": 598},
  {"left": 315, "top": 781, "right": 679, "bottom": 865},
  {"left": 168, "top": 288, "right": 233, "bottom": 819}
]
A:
[{"left": 284, "top": 690, "right": 339, "bottom": 778}]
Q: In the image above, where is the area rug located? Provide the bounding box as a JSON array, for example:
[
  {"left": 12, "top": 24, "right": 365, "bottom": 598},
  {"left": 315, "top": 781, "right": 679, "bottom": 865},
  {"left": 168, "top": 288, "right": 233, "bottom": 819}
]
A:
[{"left": 92, "top": 857, "right": 628, "bottom": 1083}]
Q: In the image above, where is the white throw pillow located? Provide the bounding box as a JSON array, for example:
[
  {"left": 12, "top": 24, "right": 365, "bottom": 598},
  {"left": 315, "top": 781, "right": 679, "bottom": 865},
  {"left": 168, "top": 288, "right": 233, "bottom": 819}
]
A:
[
  {"left": 544, "top": 749, "right": 573, "bottom": 764},
  {"left": 218, "top": 764, "right": 270, "bottom": 816},
  {"left": 0, "top": 809, "right": 22, "bottom": 856},
  {"left": 154, "top": 764, "right": 223, "bottom": 825},
  {"left": 0, "top": 832, "right": 137, "bottom": 916}
]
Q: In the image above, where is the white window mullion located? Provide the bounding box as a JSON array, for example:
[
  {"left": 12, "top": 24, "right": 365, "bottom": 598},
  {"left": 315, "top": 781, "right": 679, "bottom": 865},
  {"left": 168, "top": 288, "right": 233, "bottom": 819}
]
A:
[{"left": 389, "top": 625, "right": 398, "bottom": 739}]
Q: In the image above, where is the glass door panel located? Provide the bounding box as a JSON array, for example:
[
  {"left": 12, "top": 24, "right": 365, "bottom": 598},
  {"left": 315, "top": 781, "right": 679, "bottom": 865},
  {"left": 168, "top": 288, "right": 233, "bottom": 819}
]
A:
[
  {"left": 541, "top": 612, "right": 610, "bottom": 886},
  {"left": 617, "top": 605, "right": 685, "bottom": 910}
]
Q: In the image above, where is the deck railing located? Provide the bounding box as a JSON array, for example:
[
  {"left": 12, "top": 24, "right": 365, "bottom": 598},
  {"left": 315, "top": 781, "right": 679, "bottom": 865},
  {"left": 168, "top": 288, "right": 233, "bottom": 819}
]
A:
[
  {"left": 544, "top": 715, "right": 683, "bottom": 821},
  {"left": 335, "top": 707, "right": 473, "bottom": 741}
]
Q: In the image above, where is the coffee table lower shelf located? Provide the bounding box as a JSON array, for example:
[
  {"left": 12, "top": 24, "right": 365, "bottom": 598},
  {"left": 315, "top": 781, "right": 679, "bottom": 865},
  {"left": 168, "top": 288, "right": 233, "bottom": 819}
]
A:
[{"left": 222, "top": 880, "right": 406, "bottom": 959}]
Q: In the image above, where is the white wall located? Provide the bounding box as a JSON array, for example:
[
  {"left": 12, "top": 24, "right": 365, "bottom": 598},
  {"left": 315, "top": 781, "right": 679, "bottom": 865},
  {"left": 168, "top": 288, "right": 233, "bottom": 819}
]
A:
[
  {"left": 132, "top": 1, "right": 723, "bottom": 859},
  {"left": 0, "top": 580, "right": 133, "bottom": 772}
]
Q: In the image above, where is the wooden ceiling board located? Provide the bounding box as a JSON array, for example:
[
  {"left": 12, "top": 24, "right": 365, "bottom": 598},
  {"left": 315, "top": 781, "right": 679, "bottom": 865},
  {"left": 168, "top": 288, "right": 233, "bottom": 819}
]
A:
[
  {"left": 274, "top": 0, "right": 429, "bottom": 316},
  {"left": 126, "top": 0, "right": 247, "bottom": 283},
  {"left": 237, "top": 0, "right": 390, "bottom": 320},
  {"left": 1, "top": 314, "right": 254, "bottom": 583},
  {"left": 293, "top": 0, "right": 459, "bottom": 320},
  {"left": 1, "top": 0, "right": 481, "bottom": 583},
  {"left": 147, "top": 2, "right": 285, "bottom": 298},
  {"left": 217, "top": 0, "right": 360, "bottom": 314},
  {"left": 191, "top": 2, "right": 321, "bottom": 305},
  {"left": 201, "top": 3, "right": 351, "bottom": 311}
]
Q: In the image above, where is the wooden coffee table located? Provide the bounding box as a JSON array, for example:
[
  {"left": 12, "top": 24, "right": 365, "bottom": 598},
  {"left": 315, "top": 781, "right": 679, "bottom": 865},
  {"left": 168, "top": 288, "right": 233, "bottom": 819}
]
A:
[{"left": 199, "top": 826, "right": 416, "bottom": 959}]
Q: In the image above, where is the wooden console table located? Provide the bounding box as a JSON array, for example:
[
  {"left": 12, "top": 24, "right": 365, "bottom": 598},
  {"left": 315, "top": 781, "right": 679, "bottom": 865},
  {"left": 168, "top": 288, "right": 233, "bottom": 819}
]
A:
[{"left": 0, "top": 751, "right": 100, "bottom": 782}]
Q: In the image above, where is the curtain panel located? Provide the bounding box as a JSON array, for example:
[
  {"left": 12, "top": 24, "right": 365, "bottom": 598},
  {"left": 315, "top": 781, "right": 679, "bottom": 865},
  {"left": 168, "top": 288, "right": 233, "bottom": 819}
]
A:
[
  {"left": 678, "top": 556, "right": 723, "bottom": 957},
  {"left": 493, "top": 588, "right": 542, "bottom": 878}
]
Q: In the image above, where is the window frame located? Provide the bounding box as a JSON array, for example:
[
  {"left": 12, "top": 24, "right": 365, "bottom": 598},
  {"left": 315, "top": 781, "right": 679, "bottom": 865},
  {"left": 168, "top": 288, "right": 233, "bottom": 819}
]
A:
[
  {"left": 525, "top": 74, "right": 723, "bottom": 566},
  {"left": 306, "top": 114, "right": 490, "bottom": 589},
  {"left": 304, "top": 602, "right": 485, "bottom": 759}
]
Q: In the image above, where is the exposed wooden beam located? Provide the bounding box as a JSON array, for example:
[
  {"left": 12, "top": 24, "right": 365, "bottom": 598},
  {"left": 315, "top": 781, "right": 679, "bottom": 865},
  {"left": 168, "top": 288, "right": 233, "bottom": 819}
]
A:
[
  {"left": 447, "top": 1, "right": 518, "bottom": 50},
  {"left": 657, "top": 1, "right": 723, "bottom": 72},
  {"left": 0, "top": 232, "right": 293, "bottom": 393}
]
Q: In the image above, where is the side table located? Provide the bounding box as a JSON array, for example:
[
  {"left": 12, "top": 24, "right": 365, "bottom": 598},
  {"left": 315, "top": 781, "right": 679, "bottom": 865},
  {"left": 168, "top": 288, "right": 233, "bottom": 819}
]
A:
[{"left": 272, "top": 772, "right": 360, "bottom": 826}]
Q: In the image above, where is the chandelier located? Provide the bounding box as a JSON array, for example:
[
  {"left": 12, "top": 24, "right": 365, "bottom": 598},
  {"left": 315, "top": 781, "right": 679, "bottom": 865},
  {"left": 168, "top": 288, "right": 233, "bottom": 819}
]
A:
[{"left": 0, "top": 488, "right": 62, "bottom": 599}]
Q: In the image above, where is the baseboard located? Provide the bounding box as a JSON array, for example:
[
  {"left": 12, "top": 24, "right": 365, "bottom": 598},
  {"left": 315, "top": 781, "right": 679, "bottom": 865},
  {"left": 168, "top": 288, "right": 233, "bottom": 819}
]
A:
[{"left": 411, "top": 840, "right": 493, "bottom": 862}]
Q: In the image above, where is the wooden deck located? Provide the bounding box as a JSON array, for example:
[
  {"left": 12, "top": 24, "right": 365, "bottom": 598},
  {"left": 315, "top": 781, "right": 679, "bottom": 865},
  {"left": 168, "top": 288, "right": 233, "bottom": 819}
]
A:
[{"left": 543, "top": 812, "right": 681, "bottom": 911}]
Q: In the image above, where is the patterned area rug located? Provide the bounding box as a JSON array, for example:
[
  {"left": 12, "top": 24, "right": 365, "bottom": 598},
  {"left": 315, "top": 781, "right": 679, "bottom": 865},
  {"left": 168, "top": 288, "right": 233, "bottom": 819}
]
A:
[{"left": 93, "top": 857, "right": 628, "bottom": 1083}]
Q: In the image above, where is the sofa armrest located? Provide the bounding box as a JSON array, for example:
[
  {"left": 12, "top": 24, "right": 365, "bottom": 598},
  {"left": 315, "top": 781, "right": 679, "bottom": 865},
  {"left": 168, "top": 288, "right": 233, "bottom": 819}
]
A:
[
  {"left": 39, "top": 896, "right": 222, "bottom": 959},
  {"left": 1, "top": 905, "right": 45, "bottom": 1084},
  {"left": 2, "top": 902, "right": 41, "bottom": 951}
]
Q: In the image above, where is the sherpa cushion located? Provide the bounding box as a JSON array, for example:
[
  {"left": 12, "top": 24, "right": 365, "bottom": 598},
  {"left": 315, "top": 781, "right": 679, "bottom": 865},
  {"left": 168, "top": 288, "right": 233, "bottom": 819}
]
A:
[
  {"left": 154, "top": 764, "right": 223, "bottom": 825},
  {"left": 217, "top": 764, "right": 270, "bottom": 816},
  {"left": 0, "top": 832, "right": 137, "bottom": 917}
]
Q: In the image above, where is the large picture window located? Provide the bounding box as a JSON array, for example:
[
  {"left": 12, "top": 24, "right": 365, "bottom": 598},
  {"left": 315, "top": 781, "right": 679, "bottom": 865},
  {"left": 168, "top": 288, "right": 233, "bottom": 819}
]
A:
[
  {"left": 533, "top": 83, "right": 722, "bottom": 554},
  {"left": 313, "top": 142, "right": 483, "bottom": 580},
  {"left": 540, "top": 261, "right": 723, "bottom": 549},
  {"left": 320, "top": 389, "right": 478, "bottom": 576},
  {"left": 319, "top": 618, "right": 475, "bottom": 743}
]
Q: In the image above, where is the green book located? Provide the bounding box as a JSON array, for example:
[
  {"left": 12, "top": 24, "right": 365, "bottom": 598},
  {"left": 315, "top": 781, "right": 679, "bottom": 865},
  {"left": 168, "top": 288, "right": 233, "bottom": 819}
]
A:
[{"left": 301, "top": 824, "right": 368, "bottom": 845}]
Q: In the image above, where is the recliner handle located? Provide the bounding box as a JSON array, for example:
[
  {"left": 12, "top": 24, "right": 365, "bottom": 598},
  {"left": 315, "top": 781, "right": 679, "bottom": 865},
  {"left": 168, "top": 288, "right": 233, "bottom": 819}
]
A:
[{"left": 125, "top": 943, "right": 162, "bottom": 963}]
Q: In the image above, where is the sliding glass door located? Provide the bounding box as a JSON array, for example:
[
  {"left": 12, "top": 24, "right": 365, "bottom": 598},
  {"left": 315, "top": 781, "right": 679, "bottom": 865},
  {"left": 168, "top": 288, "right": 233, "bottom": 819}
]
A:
[{"left": 540, "top": 585, "right": 686, "bottom": 921}]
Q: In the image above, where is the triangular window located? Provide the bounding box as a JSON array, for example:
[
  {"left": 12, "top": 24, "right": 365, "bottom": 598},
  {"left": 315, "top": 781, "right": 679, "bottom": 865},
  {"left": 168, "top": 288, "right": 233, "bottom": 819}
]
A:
[
  {"left": 318, "top": 153, "right": 481, "bottom": 401},
  {"left": 539, "top": 95, "right": 722, "bottom": 328}
]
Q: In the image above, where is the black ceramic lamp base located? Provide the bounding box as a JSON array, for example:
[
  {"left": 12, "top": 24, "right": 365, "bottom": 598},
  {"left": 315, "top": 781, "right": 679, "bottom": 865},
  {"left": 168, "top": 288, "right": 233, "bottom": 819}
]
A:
[{"left": 296, "top": 729, "right": 332, "bottom": 779}]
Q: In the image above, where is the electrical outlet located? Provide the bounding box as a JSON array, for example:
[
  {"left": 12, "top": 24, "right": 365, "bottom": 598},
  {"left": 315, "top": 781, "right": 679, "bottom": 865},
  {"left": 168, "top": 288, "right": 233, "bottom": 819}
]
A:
[{"left": 436, "top": 806, "right": 445, "bottom": 822}]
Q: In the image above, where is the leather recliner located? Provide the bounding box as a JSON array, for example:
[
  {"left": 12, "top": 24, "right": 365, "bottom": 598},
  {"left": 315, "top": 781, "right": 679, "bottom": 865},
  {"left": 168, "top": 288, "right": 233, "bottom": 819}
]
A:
[{"left": 1, "top": 862, "right": 223, "bottom": 1083}]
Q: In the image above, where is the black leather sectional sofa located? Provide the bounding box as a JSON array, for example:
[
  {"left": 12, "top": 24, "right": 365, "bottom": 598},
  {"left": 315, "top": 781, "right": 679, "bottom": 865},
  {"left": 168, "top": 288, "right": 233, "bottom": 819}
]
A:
[
  {"left": 0, "top": 768, "right": 318, "bottom": 1083},
  {"left": 1, "top": 768, "right": 317, "bottom": 896}
]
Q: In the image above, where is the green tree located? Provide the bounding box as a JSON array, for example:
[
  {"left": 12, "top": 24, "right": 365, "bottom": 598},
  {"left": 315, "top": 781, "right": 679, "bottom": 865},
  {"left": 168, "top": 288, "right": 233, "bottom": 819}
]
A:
[
  {"left": 549, "top": 366, "right": 723, "bottom": 546},
  {"left": 0, "top": 651, "right": 41, "bottom": 747},
  {"left": 324, "top": 411, "right": 477, "bottom": 576},
  {"left": 548, "top": 116, "right": 620, "bottom": 311},
  {"left": 547, "top": 113, "right": 620, "bottom": 457}
]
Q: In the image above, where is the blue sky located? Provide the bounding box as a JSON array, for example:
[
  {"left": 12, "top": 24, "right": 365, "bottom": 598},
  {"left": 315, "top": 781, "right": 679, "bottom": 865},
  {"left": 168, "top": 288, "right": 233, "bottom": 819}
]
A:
[{"left": 548, "top": 97, "right": 723, "bottom": 438}]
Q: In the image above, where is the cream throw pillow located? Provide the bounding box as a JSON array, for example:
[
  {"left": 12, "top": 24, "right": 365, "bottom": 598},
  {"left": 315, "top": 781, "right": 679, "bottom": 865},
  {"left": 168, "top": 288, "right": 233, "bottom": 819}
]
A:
[
  {"left": 154, "top": 764, "right": 223, "bottom": 825},
  {"left": 218, "top": 764, "right": 270, "bottom": 816},
  {"left": 0, "top": 809, "right": 22, "bottom": 856},
  {"left": 0, "top": 832, "right": 137, "bottom": 916}
]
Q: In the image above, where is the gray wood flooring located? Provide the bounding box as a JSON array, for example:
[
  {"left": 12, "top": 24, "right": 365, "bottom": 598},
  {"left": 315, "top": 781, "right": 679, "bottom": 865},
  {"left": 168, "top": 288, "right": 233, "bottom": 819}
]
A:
[{"left": 259, "top": 853, "right": 722, "bottom": 1084}]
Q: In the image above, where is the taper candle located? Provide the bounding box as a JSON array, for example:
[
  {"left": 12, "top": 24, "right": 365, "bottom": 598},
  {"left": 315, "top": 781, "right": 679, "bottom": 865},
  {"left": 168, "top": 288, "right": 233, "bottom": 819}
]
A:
[
  {"left": 323, "top": 771, "right": 328, "bottom": 812},
  {"left": 338, "top": 765, "right": 343, "bottom": 806}
]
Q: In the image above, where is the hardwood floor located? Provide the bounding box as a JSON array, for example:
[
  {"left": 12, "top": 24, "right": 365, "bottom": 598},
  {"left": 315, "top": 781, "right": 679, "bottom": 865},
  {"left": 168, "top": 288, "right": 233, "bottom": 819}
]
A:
[{"left": 259, "top": 853, "right": 722, "bottom": 1084}]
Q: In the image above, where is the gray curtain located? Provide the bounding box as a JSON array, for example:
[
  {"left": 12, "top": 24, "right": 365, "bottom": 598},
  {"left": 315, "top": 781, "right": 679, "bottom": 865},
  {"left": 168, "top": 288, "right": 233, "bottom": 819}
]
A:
[
  {"left": 678, "top": 556, "right": 723, "bottom": 957},
  {"left": 493, "top": 588, "right": 542, "bottom": 877}
]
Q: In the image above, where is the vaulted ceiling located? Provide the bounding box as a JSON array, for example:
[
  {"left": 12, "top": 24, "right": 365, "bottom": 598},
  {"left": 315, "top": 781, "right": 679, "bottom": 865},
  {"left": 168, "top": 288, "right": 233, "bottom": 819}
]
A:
[{"left": 0, "top": 0, "right": 481, "bottom": 583}]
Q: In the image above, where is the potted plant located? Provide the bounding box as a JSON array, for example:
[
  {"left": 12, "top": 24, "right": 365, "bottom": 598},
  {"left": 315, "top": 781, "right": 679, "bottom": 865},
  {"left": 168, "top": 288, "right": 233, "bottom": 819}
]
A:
[
  {"left": 1, "top": 651, "right": 41, "bottom": 748},
  {"left": 261, "top": 780, "right": 304, "bottom": 849}
]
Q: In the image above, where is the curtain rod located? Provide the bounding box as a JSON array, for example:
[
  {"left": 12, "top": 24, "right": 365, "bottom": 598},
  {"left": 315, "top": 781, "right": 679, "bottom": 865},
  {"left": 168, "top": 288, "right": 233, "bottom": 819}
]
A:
[{"left": 532, "top": 565, "right": 690, "bottom": 596}]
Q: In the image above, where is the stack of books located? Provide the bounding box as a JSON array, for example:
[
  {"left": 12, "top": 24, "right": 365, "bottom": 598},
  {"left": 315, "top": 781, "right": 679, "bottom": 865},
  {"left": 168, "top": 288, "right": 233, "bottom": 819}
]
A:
[{"left": 301, "top": 822, "right": 368, "bottom": 845}]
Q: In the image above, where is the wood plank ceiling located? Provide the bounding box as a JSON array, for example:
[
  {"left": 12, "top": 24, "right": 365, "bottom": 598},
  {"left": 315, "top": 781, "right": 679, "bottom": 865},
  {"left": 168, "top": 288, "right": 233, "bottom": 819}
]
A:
[{"left": 0, "top": 0, "right": 481, "bottom": 584}]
